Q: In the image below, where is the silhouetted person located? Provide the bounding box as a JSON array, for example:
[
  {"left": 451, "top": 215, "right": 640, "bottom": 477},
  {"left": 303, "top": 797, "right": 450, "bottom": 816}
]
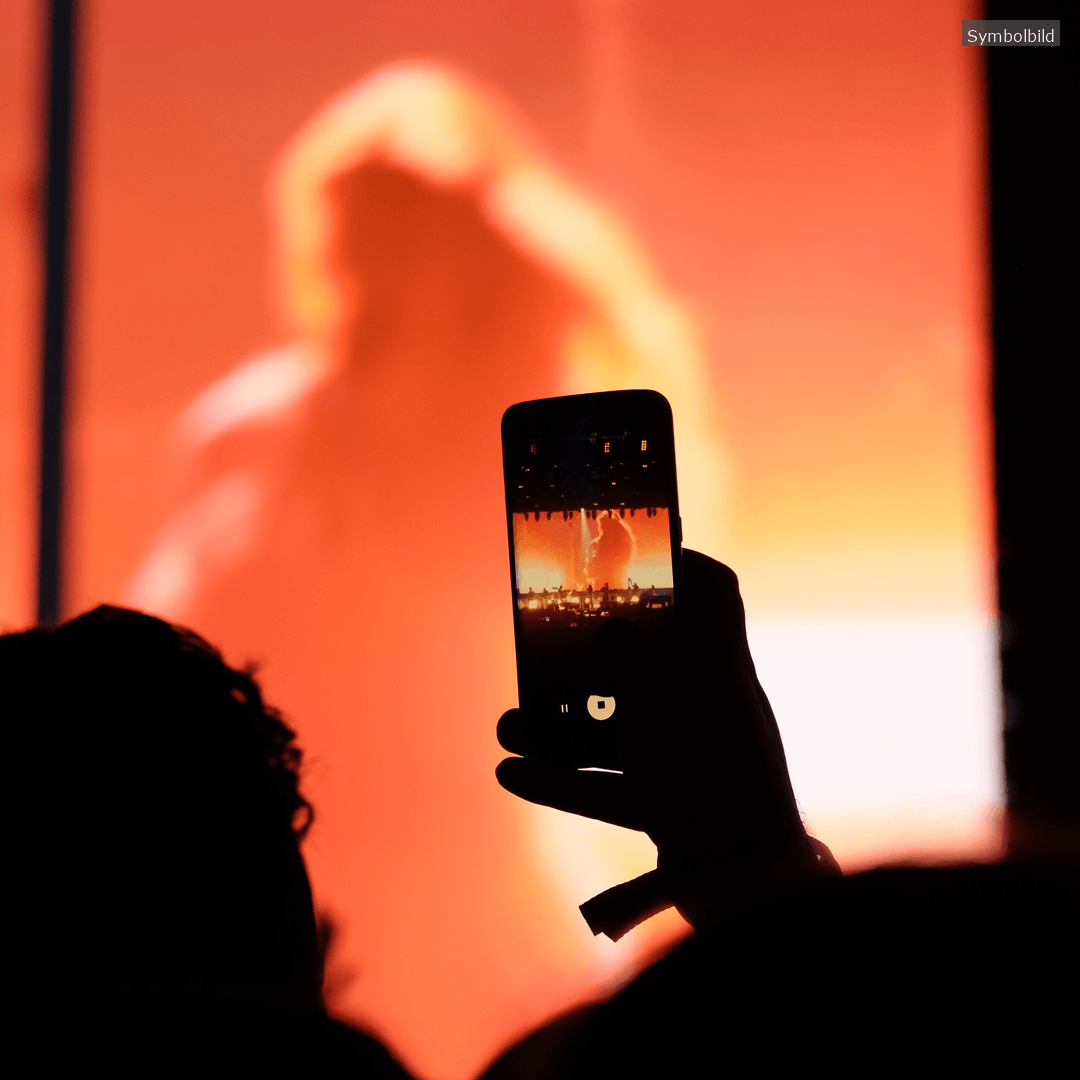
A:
[
  {"left": 587, "top": 511, "right": 634, "bottom": 593},
  {"left": 8, "top": 561, "right": 1072, "bottom": 1076},
  {"left": 4, "top": 607, "right": 410, "bottom": 1076}
]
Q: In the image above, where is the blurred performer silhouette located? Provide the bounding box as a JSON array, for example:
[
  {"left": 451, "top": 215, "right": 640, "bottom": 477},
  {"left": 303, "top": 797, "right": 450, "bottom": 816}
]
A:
[
  {"left": 125, "top": 62, "right": 726, "bottom": 1077},
  {"left": 587, "top": 512, "right": 634, "bottom": 592}
]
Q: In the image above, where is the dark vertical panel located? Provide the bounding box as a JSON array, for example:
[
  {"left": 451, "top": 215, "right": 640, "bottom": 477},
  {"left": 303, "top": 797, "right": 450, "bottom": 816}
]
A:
[
  {"left": 36, "top": 0, "right": 78, "bottom": 624},
  {"left": 987, "top": 3, "right": 1076, "bottom": 847}
]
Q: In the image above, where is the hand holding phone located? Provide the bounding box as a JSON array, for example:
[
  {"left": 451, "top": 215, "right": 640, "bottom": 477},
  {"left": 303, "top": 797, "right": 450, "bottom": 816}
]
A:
[
  {"left": 499, "top": 392, "right": 823, "bottom": 938},
  {"left": 498, "top": 549, "right": 825, "bottom": 937}
]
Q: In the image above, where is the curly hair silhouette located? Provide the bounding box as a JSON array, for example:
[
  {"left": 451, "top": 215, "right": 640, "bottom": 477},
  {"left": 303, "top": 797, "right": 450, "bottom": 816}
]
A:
[{"left": 5, "top": 607, "right": 410, "bottom": 1074}]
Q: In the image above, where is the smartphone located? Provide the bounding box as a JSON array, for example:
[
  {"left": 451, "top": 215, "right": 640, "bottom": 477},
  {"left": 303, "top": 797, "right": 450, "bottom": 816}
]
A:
[{"left": 501, "top": 390, "right": 682, "bottom": 722}]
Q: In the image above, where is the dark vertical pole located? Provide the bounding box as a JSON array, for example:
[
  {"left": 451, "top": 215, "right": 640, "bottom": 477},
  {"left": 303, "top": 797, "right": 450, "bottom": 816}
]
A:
[
  {"left": 37, "top": 0, "right": 78, "bottom": 625},
  {"left": 987, "top": 5, "right": 1076, "bottom": 853}
]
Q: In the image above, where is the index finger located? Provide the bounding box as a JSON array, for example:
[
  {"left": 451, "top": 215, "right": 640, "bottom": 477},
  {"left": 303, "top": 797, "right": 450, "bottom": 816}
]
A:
[{"left": 497, "top": 708, "right": 622, "bottom": 770}]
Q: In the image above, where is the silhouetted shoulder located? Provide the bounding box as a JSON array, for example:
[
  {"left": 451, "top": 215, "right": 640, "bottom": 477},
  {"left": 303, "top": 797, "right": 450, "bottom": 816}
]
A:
[
  {"left": 319, "top": 1018, "right": 416, "bottom": 1078},
  {"left": 482, "top": 862, "right": 1078, "bottom": 1078},
  {"left": 479, "top": 1005, "right": 605, "bottom": 1080},
  {"left": 32, "top": 996, "right": 415, "bottom": 1078}
]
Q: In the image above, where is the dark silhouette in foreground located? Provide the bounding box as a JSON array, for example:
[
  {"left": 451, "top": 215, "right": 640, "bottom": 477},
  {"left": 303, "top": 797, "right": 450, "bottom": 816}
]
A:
[
  {"left": 487, "top": 550, "right": 1078, "bottom": 1075},
  {"left": 6, "top": 607, "right": 409, "bottom": 1075},
  {"left": 6, "top": 556, "right": 1075, "bottom": 1075}
]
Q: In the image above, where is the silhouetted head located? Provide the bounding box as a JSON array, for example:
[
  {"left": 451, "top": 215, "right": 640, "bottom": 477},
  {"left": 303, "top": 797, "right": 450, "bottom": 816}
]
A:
[
  {"left": 4, "top": 606, "right": 320, "bottom": 1005},
  {"left": 323, "top": 157, "right": 573, "bottom": 368},
  {"left": 268, "top": 63, "right": 711, "bottom": 407}
]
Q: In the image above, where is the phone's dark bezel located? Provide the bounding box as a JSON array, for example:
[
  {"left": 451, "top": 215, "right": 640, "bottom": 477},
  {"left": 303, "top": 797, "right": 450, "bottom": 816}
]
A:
[{"left": 501, "top": 389, "right": 683, "bottom": 712}]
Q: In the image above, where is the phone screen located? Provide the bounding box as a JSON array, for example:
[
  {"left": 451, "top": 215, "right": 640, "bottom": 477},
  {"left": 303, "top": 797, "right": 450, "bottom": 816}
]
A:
[{"left": 502, "top": 391, "right": 681, "bottom": 720}]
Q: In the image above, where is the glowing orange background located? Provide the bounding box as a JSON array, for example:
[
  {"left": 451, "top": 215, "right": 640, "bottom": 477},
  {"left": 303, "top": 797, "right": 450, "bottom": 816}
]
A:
[{"left": 0, "top": 3, "right": 989, "bottom": 1078}]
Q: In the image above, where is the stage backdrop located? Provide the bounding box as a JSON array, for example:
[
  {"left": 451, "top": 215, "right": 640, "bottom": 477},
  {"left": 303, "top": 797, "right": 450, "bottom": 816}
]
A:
[{"left": 0, "top": 3, "right": 996, "bottom": 1079}]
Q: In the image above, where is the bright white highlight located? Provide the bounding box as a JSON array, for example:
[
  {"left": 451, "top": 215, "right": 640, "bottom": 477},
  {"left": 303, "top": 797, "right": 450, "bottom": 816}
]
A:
[
  {"left": 748, "top": 612, "right": 1004, "bottom": 862},
  {"left": 174, "top": 345, "right": 326, "bottom": 453}
]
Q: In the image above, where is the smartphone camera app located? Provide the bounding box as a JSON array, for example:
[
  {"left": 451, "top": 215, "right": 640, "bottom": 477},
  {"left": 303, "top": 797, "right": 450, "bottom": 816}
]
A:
[{"left": 503, "top": 392, "right": 680, "bottom": 720}]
